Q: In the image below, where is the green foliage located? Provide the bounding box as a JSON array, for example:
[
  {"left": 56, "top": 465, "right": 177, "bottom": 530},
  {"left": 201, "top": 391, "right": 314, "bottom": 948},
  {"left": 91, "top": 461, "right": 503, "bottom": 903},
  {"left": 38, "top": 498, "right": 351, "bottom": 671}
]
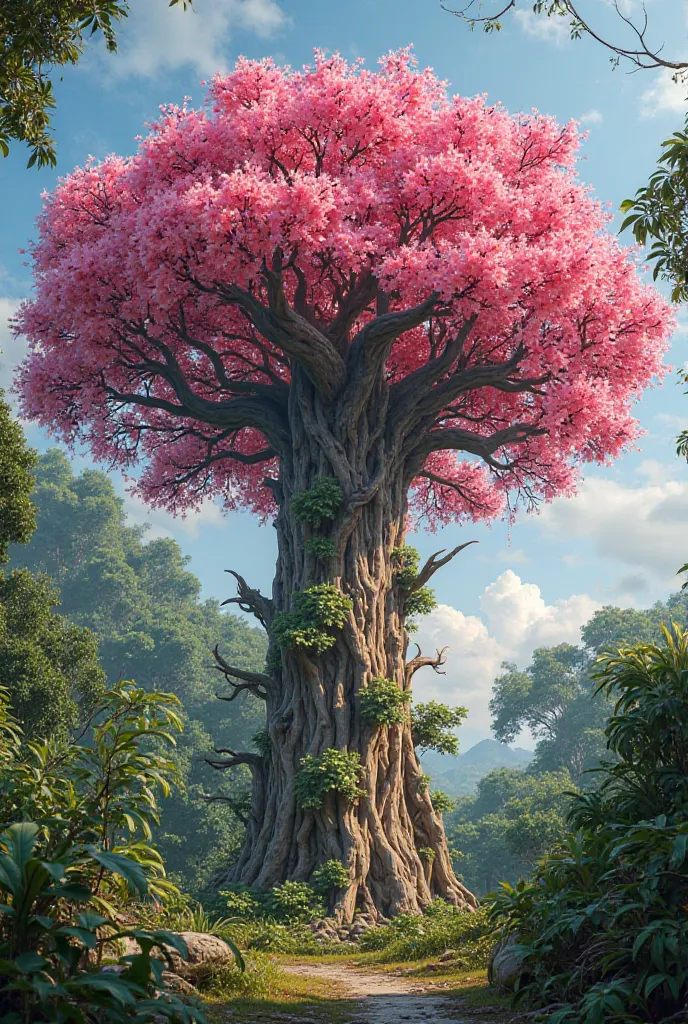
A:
[
  {"left": 311, "top": 859, "right": 350, "bottom": 896},
  {"left": 252, "top": 728, "right": 271, "bottom": 760},
  {"left": 0, "top": 393, "right": 37, "bottom": 563},
  {"left": 359, "top": 901, "right": 492, "bottom": 967},
  {"left": 447, "top": 768, "right": 575, "bottom": 896},
  {"left": 391, "top": 546, "right": 437, "bottom": 620},
  {"left": 415, "top": 772, "right": 431, "bottom": 793},
  {"left": 8, "top": 450, "right": 268, "bottom": 889},
  {"left": 619, "top": 119, "right": 688, "bottom": 305},
  {"left": 272, "top": 584, "right": 352, "bottom": 653},
  {"left": 405, "top": 585, "right": 437, "bottom": 617},
  {"left": 490, "top": 644, "right": 612, "bottom": 780},
  {"left": 0, "top": 0, "right": 191, "bottom": 167},
  {"left": 0, "top": 683, "right": 212, "bottom": 1022},
  {"left": 294, "top": 749, "right": 365, "bottom": 809},
  {"left": 359, "top": 677, "right": 411, "bottom": 726},
  {"left": 292, "top": 478, "right": 342, "bottom": 526},
  {"left": 264, "top": 881, "right": 324, "bottom": 924},
  {"left": 492, "top": 624, "right": 688, "bottom": 1024},
  {"left": 430, "top": 789, "right": 456, "bottom": 815},
  {"left": 304, "top": 536, "right": 336, "bottom": 559},
  {"left": 411, "top": 701, "right": 467, "bottom": 756},
  {"left": 418, "top": 846, "right": 435, "bottom": 862},
  {"left": 391, "top": 545, "right": 421, "bottom": 588},
  {"left": 0, "top": 568, "right": 105, "bottom": 740}
]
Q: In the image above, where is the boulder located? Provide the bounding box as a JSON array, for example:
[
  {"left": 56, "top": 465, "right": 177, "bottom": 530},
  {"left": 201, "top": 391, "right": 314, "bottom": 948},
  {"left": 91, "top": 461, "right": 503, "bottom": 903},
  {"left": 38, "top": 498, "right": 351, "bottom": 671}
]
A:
[
  {"left": 489, "top": 934, "right": 524, "bottom": 989},
  {"left": 167, "top": 932, "right": 236, "bottom": 977}
]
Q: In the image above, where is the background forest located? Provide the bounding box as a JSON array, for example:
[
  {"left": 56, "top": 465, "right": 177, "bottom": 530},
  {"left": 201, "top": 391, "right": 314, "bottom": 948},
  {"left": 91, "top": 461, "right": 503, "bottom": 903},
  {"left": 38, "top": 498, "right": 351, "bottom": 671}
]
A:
[{"left": 6, "top": 444, "right": 688, "bottom": 906}]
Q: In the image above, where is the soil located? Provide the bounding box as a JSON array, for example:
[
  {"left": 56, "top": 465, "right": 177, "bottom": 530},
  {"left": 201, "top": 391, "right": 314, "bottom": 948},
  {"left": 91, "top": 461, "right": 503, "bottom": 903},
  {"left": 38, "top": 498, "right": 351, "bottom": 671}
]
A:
[{"left": 278, "top": 961, "right": 511, "bottom": 1024}]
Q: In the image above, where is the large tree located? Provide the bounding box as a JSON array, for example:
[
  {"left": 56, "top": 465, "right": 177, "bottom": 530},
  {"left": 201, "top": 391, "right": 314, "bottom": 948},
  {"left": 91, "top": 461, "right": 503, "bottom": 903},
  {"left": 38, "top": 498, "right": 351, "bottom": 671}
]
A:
[{"left": 13, "top": 51, "right": 671, "bottom": 920}]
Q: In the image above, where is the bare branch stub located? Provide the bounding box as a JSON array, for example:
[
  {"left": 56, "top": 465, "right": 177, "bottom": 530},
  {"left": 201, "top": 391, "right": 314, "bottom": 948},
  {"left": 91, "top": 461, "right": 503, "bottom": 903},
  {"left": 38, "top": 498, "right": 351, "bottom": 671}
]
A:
[
  {"left": 405, "top": 644, "right": 450, "bottom": 685},
  {"left": 212, "top": 644, "right": 273, "bottom": 701},
  {"left": 221, "top": 569, "right": 274, "bottom": 629},
  {"left": 205, "top": 748, "right": 263, "bottom": 773}
]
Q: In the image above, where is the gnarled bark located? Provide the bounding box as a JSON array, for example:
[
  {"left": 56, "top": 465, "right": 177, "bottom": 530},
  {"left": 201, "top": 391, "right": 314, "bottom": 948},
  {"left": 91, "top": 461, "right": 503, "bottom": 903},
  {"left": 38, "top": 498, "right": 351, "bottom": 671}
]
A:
[{"left": 211, "top": 366, "right": 477, "bottom": 921}]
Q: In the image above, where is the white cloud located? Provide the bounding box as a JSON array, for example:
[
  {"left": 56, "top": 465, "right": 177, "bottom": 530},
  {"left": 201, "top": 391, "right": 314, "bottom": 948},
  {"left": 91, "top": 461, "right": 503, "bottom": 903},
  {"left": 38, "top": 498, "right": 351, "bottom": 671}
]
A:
[
  {"left": 103, "top": 0, "right": 288, "bottom": 79},
  {"left": 580, "top": 109, "right": 603, "bottom": 125},
  {"left": 122, "top": 489, "right": 225, "bottom": 540},
  {"left": 514, "top": 9, "right": 570, "bottom": 45},
  {"left": 0, "top": 297, "right": 24, "bottom": 398},
  {"left": 538, "top": 473, "right": 688, "bottom": 589},
  {"left": 412, "top": 570, "right": 599, "bottom": 738},
  {"left": 640, "top": 68, "right": 688, "bottom": 118}
]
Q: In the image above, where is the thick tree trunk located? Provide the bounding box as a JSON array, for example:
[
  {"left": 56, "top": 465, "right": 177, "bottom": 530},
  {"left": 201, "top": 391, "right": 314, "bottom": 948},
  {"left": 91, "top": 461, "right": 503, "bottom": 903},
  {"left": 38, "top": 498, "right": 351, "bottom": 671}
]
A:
[{"left": 221, "top": 368, "right": 477, "bottom": 921}]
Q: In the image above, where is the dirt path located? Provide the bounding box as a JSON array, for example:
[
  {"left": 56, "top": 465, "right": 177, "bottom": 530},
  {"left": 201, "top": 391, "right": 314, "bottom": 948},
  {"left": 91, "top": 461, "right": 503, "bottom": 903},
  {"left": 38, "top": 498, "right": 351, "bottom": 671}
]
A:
[{"left": 281, "top": 961, "right": 508, "bottom": 1024}]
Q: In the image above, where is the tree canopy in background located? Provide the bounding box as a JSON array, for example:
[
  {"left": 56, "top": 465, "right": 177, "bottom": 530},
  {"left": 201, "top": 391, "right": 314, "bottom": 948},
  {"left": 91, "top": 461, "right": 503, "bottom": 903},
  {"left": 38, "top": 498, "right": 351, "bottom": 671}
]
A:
[
  {"left": 0, "top": 0, "right": 191, "bottom": 167},
  {"left": 0, "top": 391, "right": 36, "bottom": 563},
  {"left": 8, "top": 448, "right": 268, "bottom": 888}
]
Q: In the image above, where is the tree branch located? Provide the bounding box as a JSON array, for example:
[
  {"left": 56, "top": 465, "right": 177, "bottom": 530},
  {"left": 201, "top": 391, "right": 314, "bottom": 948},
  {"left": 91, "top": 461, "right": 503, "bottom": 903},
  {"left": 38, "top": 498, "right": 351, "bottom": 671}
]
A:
[
  {"left": 340, "top": 292, "right": 444, "bottom": 422},
  {"left": 415, "top": 422, "right": 547, "bottom": 468},
  {"left": 444, "top": 0, "right": 688, "bottom": 73},
  {"left": 221, "top": 569, "right": 274, "bottom": 629},
  {"left": 215, "top": 276, "right": 347, "bottom": 400},
  {"left": 213, "top": 645, "right": 274, "bottom": 701},
  {"left": 411, "top": 542, "right": 479, "bottom": 591},
  {"left": 405, "top": 644, "right": 450, "bottom": 686},
  {"left": 206, "top": 749, "right": 263, "bottom": 772}
]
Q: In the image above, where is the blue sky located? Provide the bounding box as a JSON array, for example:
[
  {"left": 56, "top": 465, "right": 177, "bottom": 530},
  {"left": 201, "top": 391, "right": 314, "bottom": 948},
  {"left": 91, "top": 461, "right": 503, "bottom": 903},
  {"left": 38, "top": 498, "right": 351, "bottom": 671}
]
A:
[{"left": 2, "top": 0, "right": 688, "bottom": 746}]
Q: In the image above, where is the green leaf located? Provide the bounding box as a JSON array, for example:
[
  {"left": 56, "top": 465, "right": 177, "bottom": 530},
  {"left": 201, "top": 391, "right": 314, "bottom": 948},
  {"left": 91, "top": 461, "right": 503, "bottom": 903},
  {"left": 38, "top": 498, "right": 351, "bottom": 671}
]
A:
[
  {"left": 14, "top": 951, "right": 47, "bottom": 973},
  {"left": 86, "top": 849, "right": 148, "bottom": 894}
]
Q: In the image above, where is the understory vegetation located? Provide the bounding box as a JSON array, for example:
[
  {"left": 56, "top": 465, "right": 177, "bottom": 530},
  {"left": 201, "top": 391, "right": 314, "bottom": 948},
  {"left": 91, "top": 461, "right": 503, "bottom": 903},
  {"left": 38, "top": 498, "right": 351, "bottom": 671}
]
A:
[{"left": 6, "top": 438, "right": 688, "bottom": 1020}]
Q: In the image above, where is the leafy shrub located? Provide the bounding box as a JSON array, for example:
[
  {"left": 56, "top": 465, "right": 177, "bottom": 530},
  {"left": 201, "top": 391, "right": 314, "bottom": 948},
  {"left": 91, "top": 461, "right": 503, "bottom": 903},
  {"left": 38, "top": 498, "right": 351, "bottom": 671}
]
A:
[
  {"left": 360, "top": 677, "right": 411, "bottom": 726},
  {"left": 418, "top": 846, "right": 436, "bottom": 862},
  {"left": 295, "top": 749, "right": 365, "bottom": 808},
  {"left": 272, "top": 584, "right": 352, "bottom": 653},
  {"left": 431, "top": 790, "right": 456, "bottom": 815},
  {"left": 292, "top": 479, "right": 342, "bottom": 526},
  {"left": 411, "top": 701, "right": 467, "bottom": 756},
  {"left": 191, "top": 952, "right": 281, "bottom": 999},
  {"left": 304, "top": 536, "right": 337, "bottom": 559},
  {"left": 359, "top": 901, "right": 491, "bottom": 966},
  {"left": 391, "top": 545, "right": 421, "bottom": 589},
  {"left": 312, "top": 859, "right": 350, "bottom": 895},
  {"left": 492, "top": 624, "right": 688, "bottom": 1024},
  {"left": 252, "top": 728, "right": 271, "bottom": 760},
  {"left": 0, "top": 683, "right": 214, "bottom": 1022},
  {"left": 264, "top": 880, "right": 324, "bottom": 923},
  {"left": 391, "top": 546, "right": 437, "bottom": 619}
]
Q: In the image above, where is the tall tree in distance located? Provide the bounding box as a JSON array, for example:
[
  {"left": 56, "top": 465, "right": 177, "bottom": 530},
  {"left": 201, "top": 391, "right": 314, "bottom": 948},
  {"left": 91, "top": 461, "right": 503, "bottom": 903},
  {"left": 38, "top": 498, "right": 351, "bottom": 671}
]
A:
[{"left": 14, "top": 51, "right": 672, "bottom": 921}]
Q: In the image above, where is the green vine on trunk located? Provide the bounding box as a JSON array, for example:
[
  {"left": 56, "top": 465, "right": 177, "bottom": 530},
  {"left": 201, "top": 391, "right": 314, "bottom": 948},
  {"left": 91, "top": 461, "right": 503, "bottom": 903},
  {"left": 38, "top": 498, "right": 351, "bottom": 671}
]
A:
[
  {"left": 294, "top": 749, "right": 365, "bottom": 809},
  {"left": 360, "top": 677, "right": 411, "bottom": 726},
  {"left": 272, "top": 584, "right": 352, "bottom": 653},
  {"left": 391, "top": 545, "right": 437, "bottom": 621},
  {"left": 304, "top": 536, "right": 337, "bottom": 560},
  {"left": 312, "top": 859, "right": 350, "bottom": 894},
  {"left": 292, "top": 478, "right": 342, "bottom": 526}
]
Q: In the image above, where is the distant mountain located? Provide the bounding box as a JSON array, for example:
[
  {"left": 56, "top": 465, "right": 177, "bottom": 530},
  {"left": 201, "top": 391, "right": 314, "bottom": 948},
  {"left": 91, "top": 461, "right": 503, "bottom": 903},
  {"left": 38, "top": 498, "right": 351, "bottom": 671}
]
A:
[{"left": 421, "top": 738, "right": 534, "bottom": 797}]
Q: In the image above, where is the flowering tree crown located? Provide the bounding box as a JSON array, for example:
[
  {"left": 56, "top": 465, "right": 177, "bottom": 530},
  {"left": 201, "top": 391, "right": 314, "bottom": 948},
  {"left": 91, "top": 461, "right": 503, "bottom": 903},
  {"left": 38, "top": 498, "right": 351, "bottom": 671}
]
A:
[{"left": 16, "top": 49, "right": 672, "bottom": 524}]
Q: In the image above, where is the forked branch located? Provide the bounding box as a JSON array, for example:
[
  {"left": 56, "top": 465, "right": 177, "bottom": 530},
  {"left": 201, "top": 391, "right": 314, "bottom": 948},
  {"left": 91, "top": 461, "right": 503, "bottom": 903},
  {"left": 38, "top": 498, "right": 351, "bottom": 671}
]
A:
[
  {"left": 405, "top": 644, "right": 449, "bottom": 686},
  {"left": 221, "top": 569, "right": 274, "bottom": 629},
  {"left": 410, "top": 542, "right": 478, "bottom": 592},
  {"left": 213, "top": 645, "right": 274, "bottom": 701}
]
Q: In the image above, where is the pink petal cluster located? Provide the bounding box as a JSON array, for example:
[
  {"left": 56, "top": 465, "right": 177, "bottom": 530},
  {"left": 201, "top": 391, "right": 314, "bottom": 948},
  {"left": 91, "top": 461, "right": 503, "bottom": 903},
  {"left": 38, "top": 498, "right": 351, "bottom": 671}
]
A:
[{"left": 15, "top": 49, "right": 673, "bottom": 524}]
